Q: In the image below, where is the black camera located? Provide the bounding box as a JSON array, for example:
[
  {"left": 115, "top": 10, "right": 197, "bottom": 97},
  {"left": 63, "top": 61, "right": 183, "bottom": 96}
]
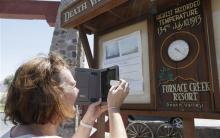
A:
[{"left": 74, "top": 65, "right": 119, "bottom": 105}]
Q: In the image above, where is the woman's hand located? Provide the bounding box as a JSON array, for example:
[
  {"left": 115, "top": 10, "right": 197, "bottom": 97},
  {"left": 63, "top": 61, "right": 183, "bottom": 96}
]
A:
[
  {"left": 107, "top": 79, "right": 129, "bottom": 109},
  {"left": 81, "top": 99, "right": 108, "bottom": 125}
]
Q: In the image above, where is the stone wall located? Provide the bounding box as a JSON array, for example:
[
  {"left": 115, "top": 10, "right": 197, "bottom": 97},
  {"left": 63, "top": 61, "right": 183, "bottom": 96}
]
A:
[
  {"left": 50, "top": 0, "right": 82, "bottom": 73},
  {"left": 50, "top": 0, "right": 82, "bottom": 137}
]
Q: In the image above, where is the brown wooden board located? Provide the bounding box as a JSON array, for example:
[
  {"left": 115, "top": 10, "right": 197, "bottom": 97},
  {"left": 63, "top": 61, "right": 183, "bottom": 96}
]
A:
[
  {"left": 79, "top": 26, "right": 94, "bottom": 68},
  {"left": 121, "top": 110, "right": 220, "bottom": 120},
  {"left": 202, "top": 0, "right": 220, "bottom": 112},
  {"left": 61, "top": 0, "right": 127, "bottom": 28},
  {"left": 61, "top": 0, "right": 185, "bottom": 34},
  {"left": 87, "top": 0, "right": 182, "bottom": 34},
  {"left": 153, "top": 0, "right": 219, "bottom": 112}
]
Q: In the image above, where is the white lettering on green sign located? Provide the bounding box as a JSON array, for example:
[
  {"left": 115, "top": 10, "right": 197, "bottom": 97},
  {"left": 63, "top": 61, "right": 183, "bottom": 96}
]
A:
[{"left": 63, "top": 0, "right": 105, "bottom": 23}]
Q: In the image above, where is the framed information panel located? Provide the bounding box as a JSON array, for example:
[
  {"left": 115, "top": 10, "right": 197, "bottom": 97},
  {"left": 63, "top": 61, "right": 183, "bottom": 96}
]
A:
[{"left": 97, "top": 21, "right": 152, "bottom": 105}]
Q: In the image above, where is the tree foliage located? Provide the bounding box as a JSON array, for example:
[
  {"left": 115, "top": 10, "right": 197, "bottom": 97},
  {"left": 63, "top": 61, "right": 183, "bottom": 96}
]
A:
[{"left": 3, "top": 74, "right": 14, "bottom": 88}]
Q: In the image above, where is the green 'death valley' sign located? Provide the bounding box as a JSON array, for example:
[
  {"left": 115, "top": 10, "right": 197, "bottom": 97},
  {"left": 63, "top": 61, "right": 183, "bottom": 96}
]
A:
[
  {"left": 62, "top": 0, "right": 105, "bottom": 23},
  {"left": 61, "top": 0, "right": 127, "bottom": 28}
]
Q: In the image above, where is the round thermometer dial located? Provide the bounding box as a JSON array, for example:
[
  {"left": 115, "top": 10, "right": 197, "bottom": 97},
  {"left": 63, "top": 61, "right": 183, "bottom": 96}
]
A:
[{"left": 168, "top": 40, "right": 189, "bottom": 62}]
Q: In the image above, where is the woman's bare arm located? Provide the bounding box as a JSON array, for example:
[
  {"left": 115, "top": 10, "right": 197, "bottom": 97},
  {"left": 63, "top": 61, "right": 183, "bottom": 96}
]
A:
[
  {"left": 73, "top": 99, "right": 107, "bottom": 138},
  {"left": 107, "top": 79, "right": 129, "bottom": 138},
  {"left": 108, "top": 110, "right": 127, "bottom": 138}
]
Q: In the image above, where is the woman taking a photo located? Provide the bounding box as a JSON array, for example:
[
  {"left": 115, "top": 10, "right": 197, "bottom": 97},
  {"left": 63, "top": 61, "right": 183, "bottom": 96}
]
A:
[{"left": 2, "top": 53, "right": 129, "bottom": 138}]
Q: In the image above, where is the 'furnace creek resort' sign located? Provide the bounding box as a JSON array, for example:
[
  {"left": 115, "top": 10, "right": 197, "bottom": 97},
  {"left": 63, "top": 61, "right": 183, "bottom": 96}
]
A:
[{"left": 154, "top": 0, "right": 213, "bottom": 112}]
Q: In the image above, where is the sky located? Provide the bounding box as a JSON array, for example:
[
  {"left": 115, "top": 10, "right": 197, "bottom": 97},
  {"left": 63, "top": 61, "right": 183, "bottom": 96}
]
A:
[
  {"left": 0, "top": 15, "right": 220, "bottom": 127},
  {"left": 0, "top": 19, "right": 54, "bottom": 81}
]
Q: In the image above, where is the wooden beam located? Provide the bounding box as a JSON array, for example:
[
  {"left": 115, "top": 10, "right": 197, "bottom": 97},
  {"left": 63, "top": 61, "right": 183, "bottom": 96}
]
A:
[
  {"left": 93, "top": 35, "right": 99, "bottom": 69},
  {"left": 183, "top": 117, "right": 195, "bottom": 138},
  {"left": 79, "top": 26, "right": 94, "bottom": 68},
  {"left": 92, "top": 114, "right": 105, "bottom": 138},
  {"left": 61, "top": 0, "right": 128, "bottom": 28},
  {"left": 121, "top": 110, "right": 220, "bottom": 120},
  {"left": 83, "top": 23, "right": 98, "bottom": 33},
  {"left": 108, "top": 10, "right": 124, "bottom": 20},
  {"left": 0, "top": 1, "right": 60, "bottom": 26},
  {"left": 203, "top": 0, "right": 220, "bottom": 112}
]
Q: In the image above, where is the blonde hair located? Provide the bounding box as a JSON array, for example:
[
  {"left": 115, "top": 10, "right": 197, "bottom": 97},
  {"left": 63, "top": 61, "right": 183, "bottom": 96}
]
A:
[{"left": 4, "top": 53, "right": 75, "bottom": 125}]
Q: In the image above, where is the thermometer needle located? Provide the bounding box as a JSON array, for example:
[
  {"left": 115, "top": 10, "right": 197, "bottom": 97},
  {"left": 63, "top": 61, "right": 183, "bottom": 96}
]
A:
[{"left": 174, "top": 48, "right": 185, "bottom": 56}]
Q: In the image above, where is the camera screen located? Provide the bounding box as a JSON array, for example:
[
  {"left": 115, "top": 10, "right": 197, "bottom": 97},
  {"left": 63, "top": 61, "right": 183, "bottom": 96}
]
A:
[{"left": 101, "top": 68, "right": 118, "bottom": 101}]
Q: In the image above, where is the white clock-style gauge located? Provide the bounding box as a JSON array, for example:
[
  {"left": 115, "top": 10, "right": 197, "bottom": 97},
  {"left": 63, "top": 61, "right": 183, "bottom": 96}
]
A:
[{"left": 168, "top": 40, "right": 189, "bottom": 61}]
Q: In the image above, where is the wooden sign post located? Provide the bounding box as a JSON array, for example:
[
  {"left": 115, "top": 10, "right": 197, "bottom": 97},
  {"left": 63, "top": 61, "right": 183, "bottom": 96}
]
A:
[{"left": 61, "top": 0, "right": 220, "bottom": 137}]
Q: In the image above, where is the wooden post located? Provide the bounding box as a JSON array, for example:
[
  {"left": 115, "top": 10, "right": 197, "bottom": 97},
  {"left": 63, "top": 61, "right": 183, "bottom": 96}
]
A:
[
  {"left": 95, "top": 114, "right": 106, "bottom": 138},
  {"left": 78, "top": 25, "right": 94, "bottom": 68},
  {"left": 183, "top": 117, "right": 195, "bottom": 138},
  {"left": 121, "top": 112, "right": 129, "bottom": 127}
]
